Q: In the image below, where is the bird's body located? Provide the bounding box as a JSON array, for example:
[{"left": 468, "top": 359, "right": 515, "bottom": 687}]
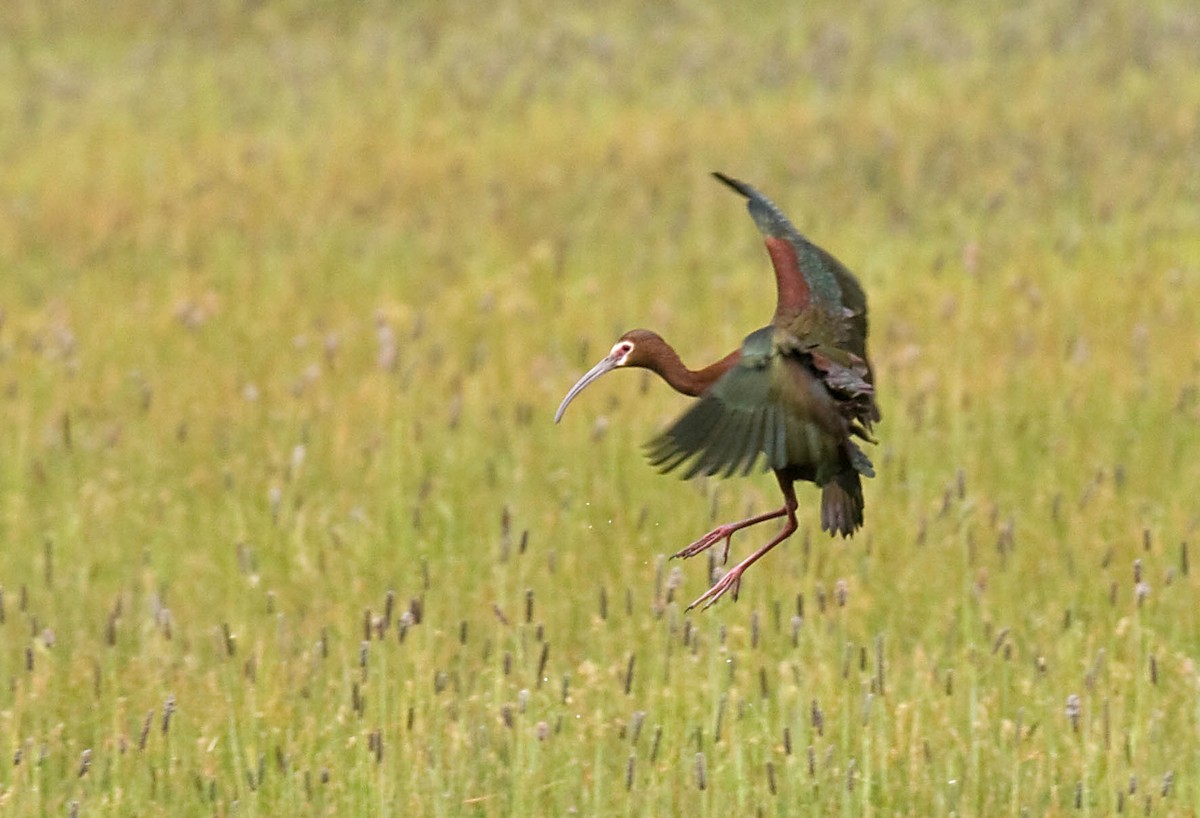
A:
[{"left": 556, "top": 172, "right": 880, "bottom": 609}]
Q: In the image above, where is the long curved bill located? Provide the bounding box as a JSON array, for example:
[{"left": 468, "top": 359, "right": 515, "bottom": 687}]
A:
[{"left": 554, "top": 351, "right": 623, "bottom": 423}]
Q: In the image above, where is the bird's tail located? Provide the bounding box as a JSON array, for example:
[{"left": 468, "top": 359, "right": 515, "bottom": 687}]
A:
[{"left": 820, "top": 470, "right": 864, "bottom": 537}]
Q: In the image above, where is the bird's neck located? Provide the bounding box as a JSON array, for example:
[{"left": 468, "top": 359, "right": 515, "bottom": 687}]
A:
[{"left": 645, "top": 346, "right": 740, "bottom": 397}]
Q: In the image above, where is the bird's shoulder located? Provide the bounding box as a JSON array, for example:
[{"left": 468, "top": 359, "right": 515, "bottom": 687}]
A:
[
  {"left": 645, "top": 326, "right": 855, "bottom": 480},
  {"left": 722, "top": 325, "right": 876, "bottom": 433},
  {"left": 707, "top": 327, "right": 839, "bottom": 415}
]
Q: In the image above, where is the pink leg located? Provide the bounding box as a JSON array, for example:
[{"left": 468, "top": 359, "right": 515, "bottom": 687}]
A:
[
  {"left": 671, "top": 506, "right": 788, "bottom": 564},
  {"left": 686, "top": 476, "right": 799, "bottom": 611}
]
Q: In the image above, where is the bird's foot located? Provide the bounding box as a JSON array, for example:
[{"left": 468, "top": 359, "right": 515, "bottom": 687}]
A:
[
  {"left": 682, "top": 499, "right": 799, "bottom": 611},
  {"left": 671, "top": 526, "right": 736, "bottom": 563},
  {"left": 671, "top": 506, "right": 789, "bottom": 565},
  {"left": 686, "top": 568, "right": 744, "bottom": 612}
]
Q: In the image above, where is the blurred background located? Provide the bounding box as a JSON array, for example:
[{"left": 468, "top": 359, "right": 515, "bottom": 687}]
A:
[{"left": 0, "top": 1, "right": 1198, "bottom": 814}]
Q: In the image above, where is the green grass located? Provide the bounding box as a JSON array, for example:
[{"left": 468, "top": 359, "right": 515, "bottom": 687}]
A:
[{"left": 1, "top": 0, "right": 1199, "bottom": 814}]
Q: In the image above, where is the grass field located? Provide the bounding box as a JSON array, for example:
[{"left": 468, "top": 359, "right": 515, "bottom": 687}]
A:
[{"left": 1, "top": 1, "right": 1199, "bottom": 815}]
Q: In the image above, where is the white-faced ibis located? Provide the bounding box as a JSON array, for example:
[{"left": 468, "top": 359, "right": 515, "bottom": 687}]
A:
[{"left": 556, "top": 172, "right": 880, "bottom": 610}]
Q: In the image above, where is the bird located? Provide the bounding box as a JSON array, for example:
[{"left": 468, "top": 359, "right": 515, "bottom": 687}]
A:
[{"left": 555, "top": 172, "right": 881, "bottom": 610}]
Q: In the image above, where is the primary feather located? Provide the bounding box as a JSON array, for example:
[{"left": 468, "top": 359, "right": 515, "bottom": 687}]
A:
[{"left": 646, "top": 175, "right": 880, "bottom": 536}]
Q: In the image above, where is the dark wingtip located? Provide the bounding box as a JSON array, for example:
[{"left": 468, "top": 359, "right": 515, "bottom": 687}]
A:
[{"left": 711, "top": 171, "right": 753, "bottom": 199}]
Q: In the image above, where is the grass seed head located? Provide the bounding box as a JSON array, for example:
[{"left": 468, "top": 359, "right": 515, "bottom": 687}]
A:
[
  {"left": 629, "top": 710, "right": 645, "bottom": 744},
  {"left": 162, "top": 696, "right": 175, "bottom": 735},
  {"left": 1065, "top": 694, "right": 1081, "bottom": 733},
  {"left": 537, "top": 642, "right": 550, "bottom": 685},
  {"left": 138, "top": 710, "right": 154, "bottom": 751},
  {"left": 713, "top": 693, "right": 727, "bottom": 741},
  {"left": 874, "top": 635, "right": 886, "bottom": 696}
]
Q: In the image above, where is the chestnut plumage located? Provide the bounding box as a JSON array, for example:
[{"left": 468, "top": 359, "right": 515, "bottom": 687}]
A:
[{"left": 556, "top": 172, "right": 880, "bottom": 610}]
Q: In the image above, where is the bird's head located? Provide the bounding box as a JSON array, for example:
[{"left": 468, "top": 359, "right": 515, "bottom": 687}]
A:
[{"left": 554, "top": 329, "right": 664, "bottom": 423}]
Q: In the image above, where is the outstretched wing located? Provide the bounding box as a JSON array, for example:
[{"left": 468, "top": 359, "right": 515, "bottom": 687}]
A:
[
  {"left": 645, "top": 336, "right": 778, "bottom": 479},
  {"left": 712, "top": 172, "right": 845, "bottom": 333},
  {"left": 713, "top": 171, "right": 880, "bottom": 428},
  {"left": 645, "top": 328, "right": 850, "bottom": 481}
]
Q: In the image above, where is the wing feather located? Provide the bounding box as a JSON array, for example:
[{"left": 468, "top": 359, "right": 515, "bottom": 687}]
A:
[
  {"left": 712, "top": 172, "right": 846, "bottom": 331},
  {"left": 648, "top": 330, "right": 776, "bottom": 478},
  {"left": 771, "top": 406, "right": 789, "bottom": 470},
  {"left": 680, "top": 408, "right": 740, "bottom": 479},
  {"left": 646, "top": 398, "right": 720, "bottom": 468},
  {"left": 714, "top": 171, "right": 880, "bottom": 430},
  {"left": 724, "top": 407, "right": 762, "bottom": 475},
  {"left": 732, "top": 407, "right": 767, "bottom": 477}
]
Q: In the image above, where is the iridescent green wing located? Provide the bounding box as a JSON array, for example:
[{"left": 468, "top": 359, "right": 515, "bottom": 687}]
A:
[
  {"left": 714, "top": 172, "right": 879, "bottom": 427},
  {"left": 645, "top": 328, "right": 840, "bottom": 480},
  {"left": 645, "top": 329, "right": 777, "bottom": 479},
  {"left": 712, "top": 172, "right": 850, "bottom": 349}
]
